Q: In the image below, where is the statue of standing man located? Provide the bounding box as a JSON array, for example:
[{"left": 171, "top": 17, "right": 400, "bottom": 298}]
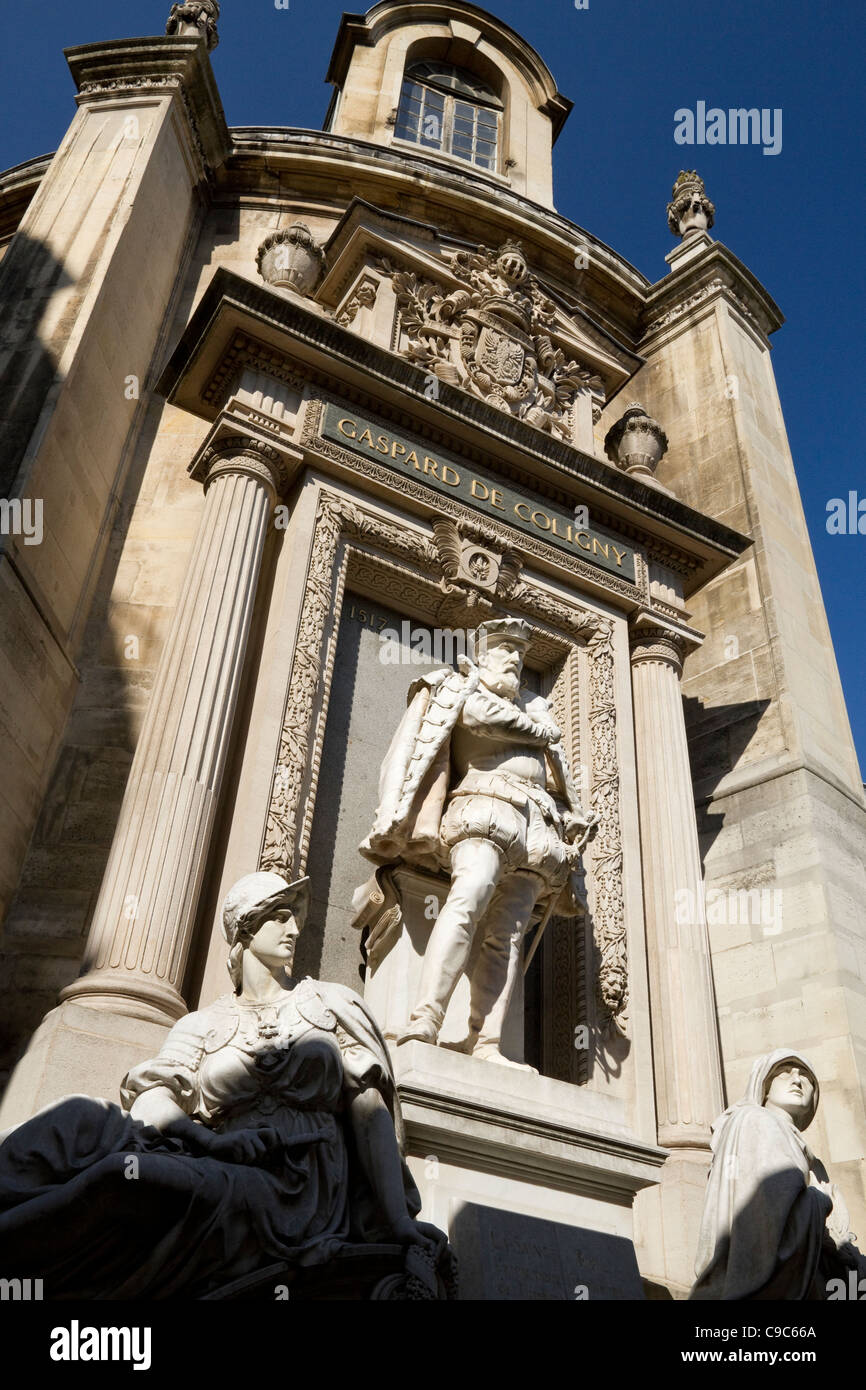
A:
[{"left": 358, "top": 618, "right": 598, "bottom": 1068}]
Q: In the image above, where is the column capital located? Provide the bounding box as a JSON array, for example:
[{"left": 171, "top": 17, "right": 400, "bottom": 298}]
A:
[
  {"left": 629, "top": 626, "right": 685, "bottom": 674},
  {"left": 190, "top": 432, "right": 293, "bottom": 498}
]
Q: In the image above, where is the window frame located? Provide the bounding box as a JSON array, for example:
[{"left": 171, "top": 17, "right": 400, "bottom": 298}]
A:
[{"left": 393, "top": 63, "right": 502, "bottom": 174}]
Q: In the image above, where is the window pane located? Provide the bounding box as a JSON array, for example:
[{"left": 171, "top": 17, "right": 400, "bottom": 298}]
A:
[
  {"left": 396, "top": 79, "right": 449, "bottom": 149},
  {"left": 405, "top": 60, "right": 502, "bottom": 106}
]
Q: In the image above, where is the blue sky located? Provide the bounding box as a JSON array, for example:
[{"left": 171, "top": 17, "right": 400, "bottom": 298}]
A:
[{"left": 1, "top": 0, "right": 864, "bottom": 771}]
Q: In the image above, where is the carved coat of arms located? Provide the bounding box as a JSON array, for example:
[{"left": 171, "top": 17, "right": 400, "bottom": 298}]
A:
[{"left": 387, "top": 240, "right": 601, "bottom": 441}]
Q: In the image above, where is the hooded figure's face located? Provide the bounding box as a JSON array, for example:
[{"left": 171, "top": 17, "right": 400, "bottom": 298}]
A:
[{"left": 764, "top": 1061, "right": 816, "bottom": 1129}]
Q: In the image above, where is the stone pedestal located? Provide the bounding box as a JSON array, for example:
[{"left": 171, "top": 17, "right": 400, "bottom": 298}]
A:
[
  {"left": 363, "top": 866, "right": 525, "bottom": 1062},
  {"left": 0, "top": 1004, "right": 169, "bottom": 1129},
  {"left": 629, "top": 617, "right": 725, "bottom": 1289},
  {"left": 396, "top": 1042, "right": 665, "bottom": 1299}
]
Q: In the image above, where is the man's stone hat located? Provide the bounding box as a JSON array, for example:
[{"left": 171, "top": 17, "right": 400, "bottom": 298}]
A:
[
  {"left": 475, "top": 617, "right": 533, "bottom": 650},
  {"left": 221, "top": 871, "right": 311, "bottom": 946}
]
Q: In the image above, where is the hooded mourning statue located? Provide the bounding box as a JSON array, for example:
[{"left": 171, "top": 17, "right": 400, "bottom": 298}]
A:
[{"left": 691, "top": 1048, "right": 866, "bottom": 1300}]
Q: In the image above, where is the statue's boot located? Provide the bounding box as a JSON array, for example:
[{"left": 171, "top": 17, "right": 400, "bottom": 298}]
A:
[
  {"left": 470, "top": 1042, "right": 538, "bottom": 1072},
  {"left": 397, "top": 1016, "right": 439, "bottom": 1045},
  {"left": 400, "top": 838, "right": 504, "bottom": 1047}
]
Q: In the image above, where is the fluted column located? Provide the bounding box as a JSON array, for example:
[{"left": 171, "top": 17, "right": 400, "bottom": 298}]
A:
[
  {"left": 61, "top": 435, "right": 287, "bottom": 1024},
  {"left": 630, "top": 619, "right": 725, "bottom": 1288},
  {"left": 630, "top": 621, "right": 724, "bottom": 1148}
]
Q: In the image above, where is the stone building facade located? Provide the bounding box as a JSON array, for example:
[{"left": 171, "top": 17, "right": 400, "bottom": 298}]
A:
[{"left": 0, "top": 1, "right": 864, "bottom": 1297}]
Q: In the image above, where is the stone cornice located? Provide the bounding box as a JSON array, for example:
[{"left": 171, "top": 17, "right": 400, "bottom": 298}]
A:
[
  {"left": 65, "top": 36, "right": 231, "bottom": 177},
  {"left": 0, "top": 155, "right": 52, "bottom": 242},
  {"left": 223, "top": 128, "right": 648, "bottom": 341},
  {"left": 156, "top": 266, "right": 752, "bottom": 594},
  {"left": 395, "top": 1043, "right": 666, "bottom": 1198},
  {"left": 642, "top": 240, "right": 784, "bottom": 344}
]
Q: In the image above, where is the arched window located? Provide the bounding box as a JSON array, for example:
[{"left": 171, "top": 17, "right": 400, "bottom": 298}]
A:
[{"left": 394, "top": 61, "right": 502, "bottom": 171}]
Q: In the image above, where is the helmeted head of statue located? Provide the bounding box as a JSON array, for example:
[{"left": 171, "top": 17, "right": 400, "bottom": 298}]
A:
[{"left": 221, "top": 871, "right": 311, "bottom": 992}]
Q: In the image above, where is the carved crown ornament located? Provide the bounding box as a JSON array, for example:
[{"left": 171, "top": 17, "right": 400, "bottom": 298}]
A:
[{"left": 384, "top": 239, "right": 604, "bottom": 442}]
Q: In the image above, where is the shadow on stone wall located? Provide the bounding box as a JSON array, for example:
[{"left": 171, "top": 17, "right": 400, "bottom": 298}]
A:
[
  {"left": 683, "top": 692, "right": 771, "bottom": 863},
  {"left": 0, "top": 337, "right": 179, "bottom": 1094},
  {"left": 0, "top": 231, "right": 72, "bottom": 498}
]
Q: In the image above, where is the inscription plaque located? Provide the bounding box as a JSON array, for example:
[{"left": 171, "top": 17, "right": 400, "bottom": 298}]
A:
[
  {"left": 451, "top": 1203, "right": 645, "bottom": 1301},
  {"left": 320, "top": 403, "right": 637, "bottom": 583}
]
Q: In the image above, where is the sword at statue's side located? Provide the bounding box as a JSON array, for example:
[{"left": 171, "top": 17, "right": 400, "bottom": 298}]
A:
[{"left": 522, "top": 813, "right": 598, "bottom": 975}]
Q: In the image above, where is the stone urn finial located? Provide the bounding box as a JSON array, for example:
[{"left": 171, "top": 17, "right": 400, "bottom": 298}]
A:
[
  {"left": 256, "top": 224, "right": 326, "bottom": 297},
  {"left": 605, "top": 403, "right": 669, "bottom": 484},
  {"left": 667, "top": 170, "right": 715, "bottom": 239},
  {"left": 165, "top": 1, "right": 221, "bottom": 52}
]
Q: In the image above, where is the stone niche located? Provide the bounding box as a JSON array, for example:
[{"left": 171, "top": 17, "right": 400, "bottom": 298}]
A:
[{"left": 302, "top": 590, "right": 557, "bottom": 1068}]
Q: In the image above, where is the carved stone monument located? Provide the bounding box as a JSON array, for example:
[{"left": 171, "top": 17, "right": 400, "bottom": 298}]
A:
[
  {"left": 3, "top": 0, "right": 865, "bottom": 1305},
  {"left": 354, "top": 617, "right": 598, "bottom": 1068},
  {"left": 691, "top": 1049, "right": 866, "bottom": 1300},
  {"left": 165, "top": 1, "right": 221, "bottom": 51},
  {"left": 0, "top": 872, "right": 454, "bottom": 1299}
]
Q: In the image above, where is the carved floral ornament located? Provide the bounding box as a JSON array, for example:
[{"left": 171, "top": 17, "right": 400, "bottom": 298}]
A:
[
  {"left": 667, "top": 169, "right": 715, "bottom": 239},
  {"left": 165, "top": 0, "right": 221, "bottom": 51},
  {"left": 431, "top": 517, "right": 522, "bottom": 612},
  {"left": 258, "top": 489, "right": 629, "bottom": 1035},
  {"left": 382, "top": 240, "right": 604, "bottom": 441}
]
